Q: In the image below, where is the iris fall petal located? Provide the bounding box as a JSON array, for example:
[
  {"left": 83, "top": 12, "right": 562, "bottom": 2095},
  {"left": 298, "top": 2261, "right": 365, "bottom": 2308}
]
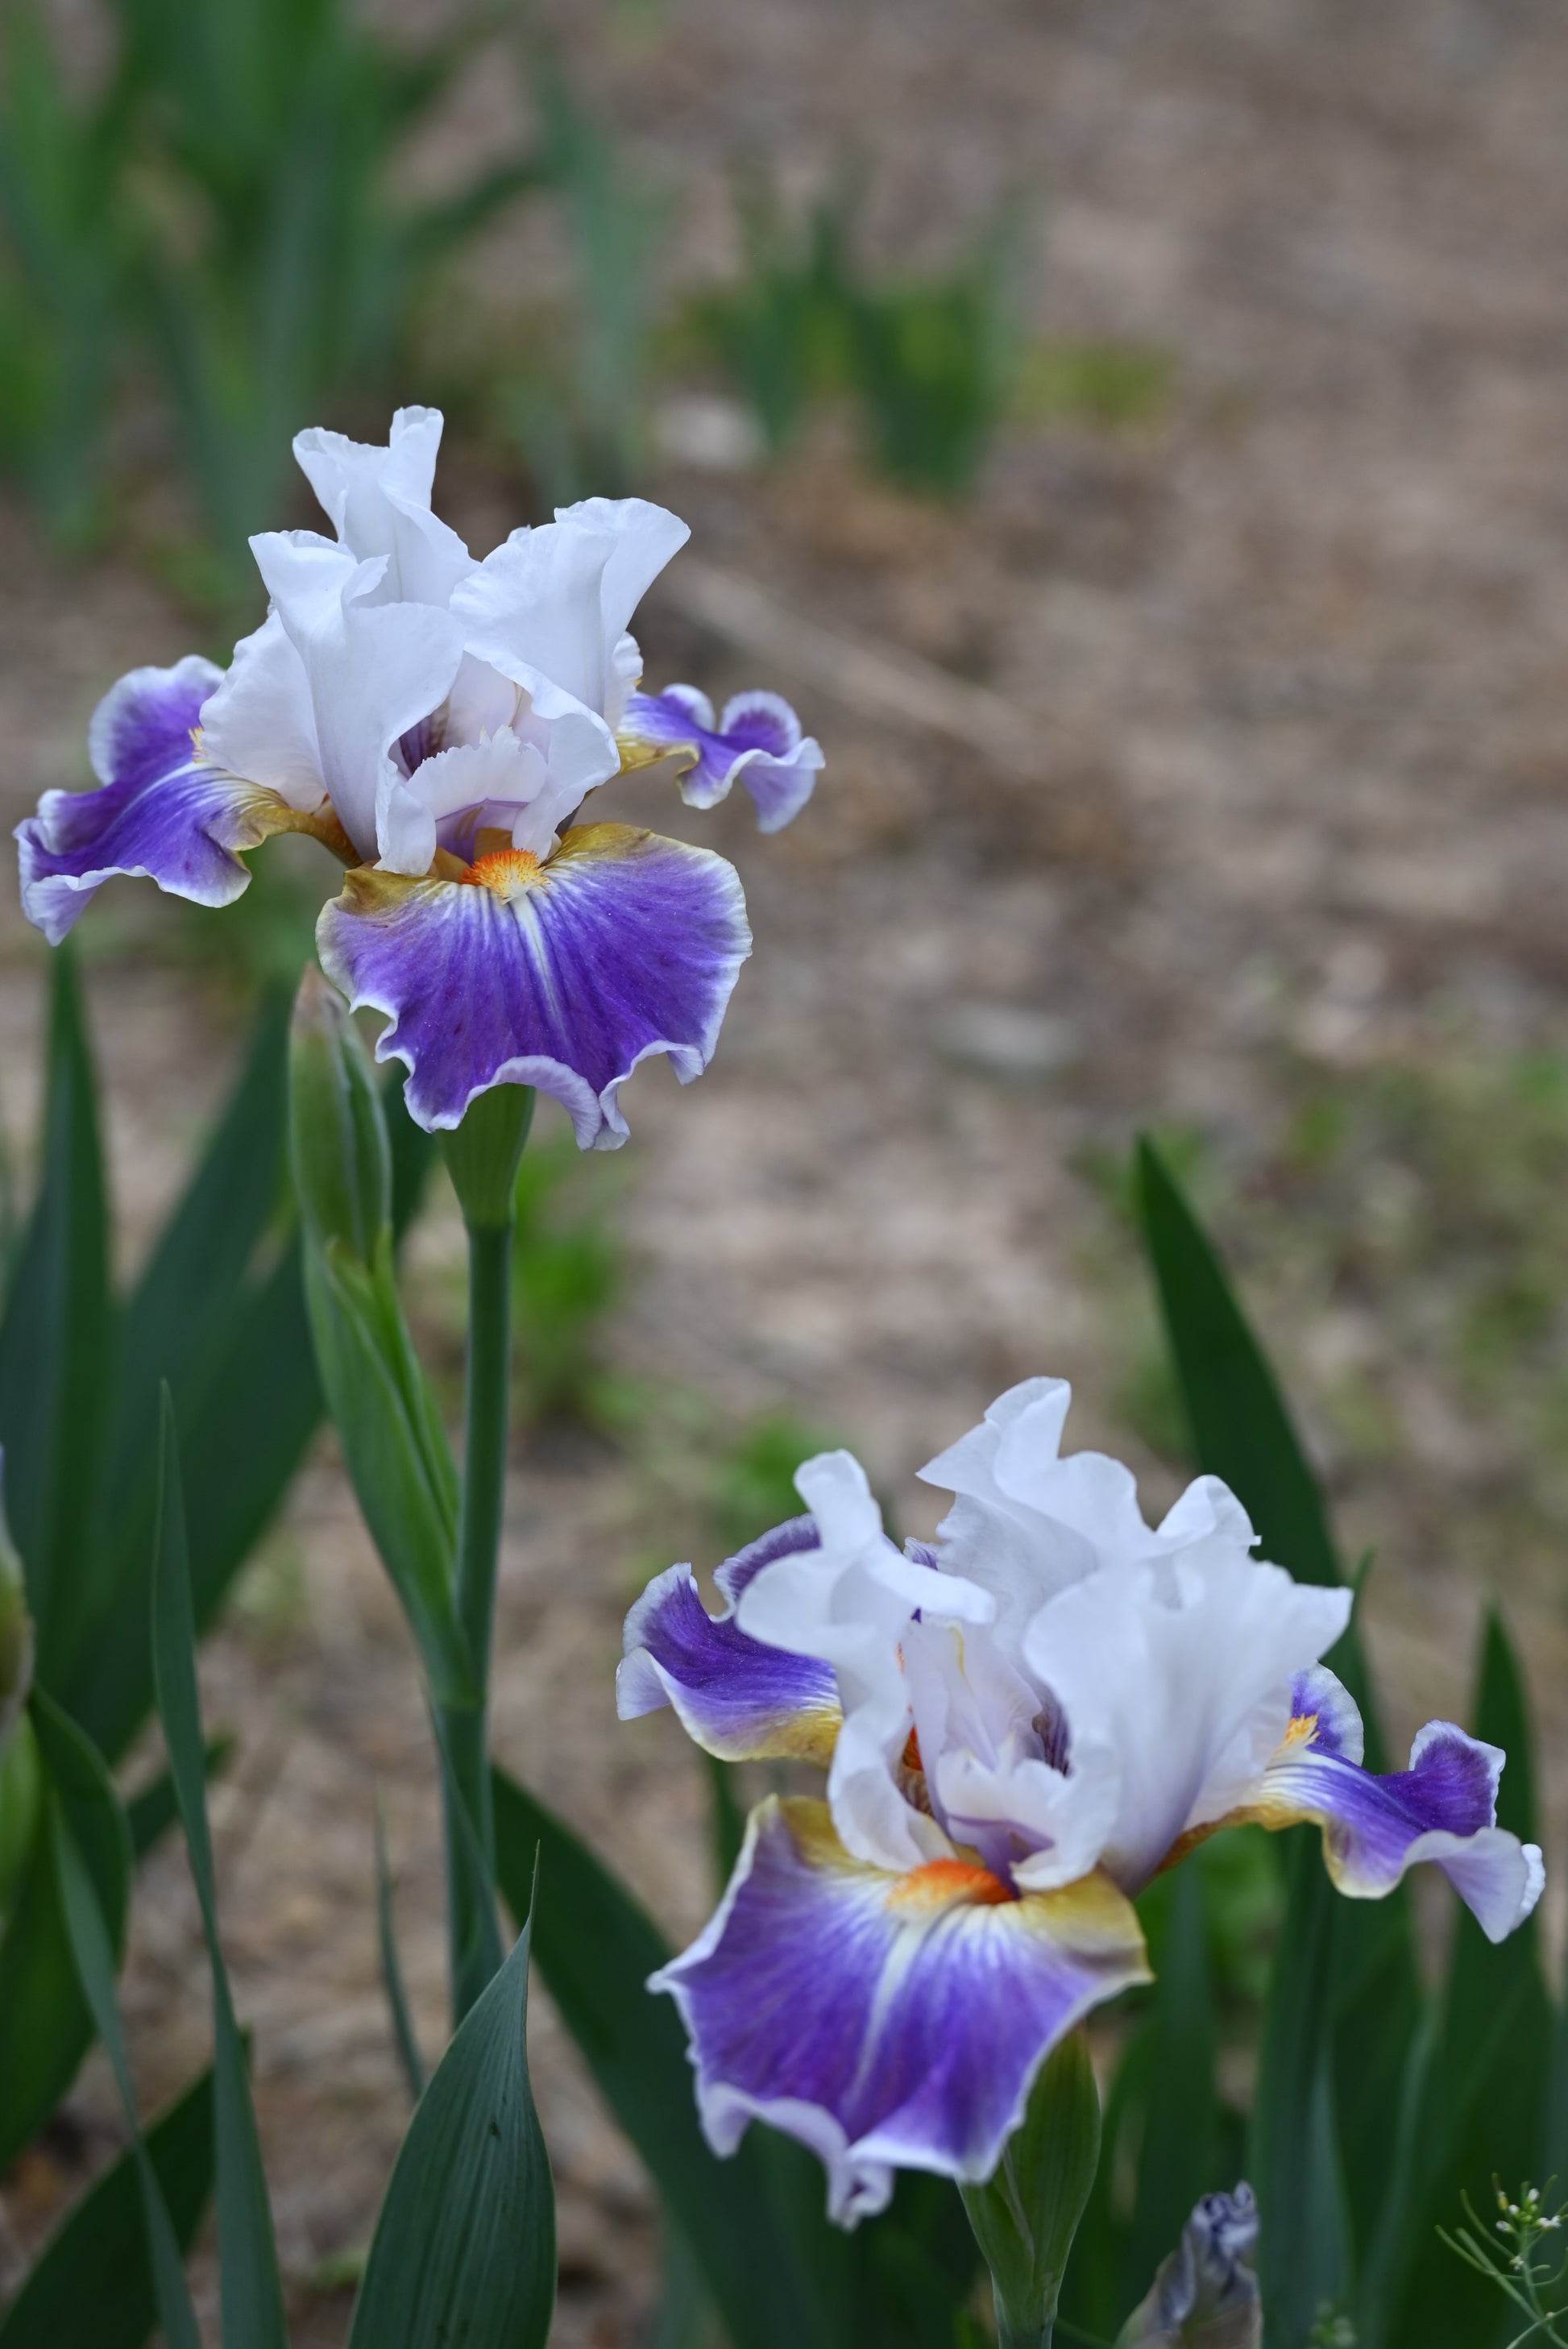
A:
[{"left": 317, "top": 819, "right": 750, "bottom": 1143}]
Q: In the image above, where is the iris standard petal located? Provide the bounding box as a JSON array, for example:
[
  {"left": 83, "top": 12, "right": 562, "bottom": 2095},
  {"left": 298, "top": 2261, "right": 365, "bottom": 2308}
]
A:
[
  {"left": 617, "top": 1555, "right": 841, "bottom": 1763},
  {"left": 317, "top": 820, "right": 751, "bottom": 1143},
  {"left": 293, "top": 406, "right": 475, "bottom": 608},
  {"left": 1253, "top": 1715, "right": 1545, "bottom": 1943},
  {"left": 15, "top": 658, "right": 322, "bottom": 944},
  {"left": 1023, "top": 1552, "right": 1352, "bottom": 1892},
  {"left": 620, "top": 686, "right": 824, "bottom": 832},
  {"left": 652, "top": 1795, "right": 1150, "bottom": 2223}
]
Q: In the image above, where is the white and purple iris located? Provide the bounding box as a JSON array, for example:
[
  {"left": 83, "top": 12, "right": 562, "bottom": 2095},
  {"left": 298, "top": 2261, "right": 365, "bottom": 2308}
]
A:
[
  {"left": 619, "top": 1376, "right": 1545, "bottom": 2224},
  {"left": 15, "top": 408, "right": 822, "bottom": 1144}
]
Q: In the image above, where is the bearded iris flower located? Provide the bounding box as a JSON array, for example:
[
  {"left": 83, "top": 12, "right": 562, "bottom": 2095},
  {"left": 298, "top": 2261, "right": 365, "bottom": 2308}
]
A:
[
  {"left": 16, "top": 409, "right": 821, "bottom": 1144},
  {"left": 619, "top": 1376, "right": 1544, "bottom": 2223}
]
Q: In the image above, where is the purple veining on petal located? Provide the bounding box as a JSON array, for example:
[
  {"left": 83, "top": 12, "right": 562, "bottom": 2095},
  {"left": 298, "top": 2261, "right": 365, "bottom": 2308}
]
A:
[
  {"left": 714, "top": 1516, "right": 823, "bottom": 1605},
  {"left": 652, "top": 1795, "right": 1149, "bottom": 2222},
  {"left": 620, "top": 686, "right": 823, "bottom": 833},
  {"left": 1259, "top": 1716, "right": 1544, "bottom": 1942},
  {"left": 317, "top": 820, "right": 751, "bottom": 1144},
  {"left": 15, "top": 658, "right": 301, "bottom": 944},
  {"left": 617, "top": 1561, "right": 840, "bottom": 1763}
]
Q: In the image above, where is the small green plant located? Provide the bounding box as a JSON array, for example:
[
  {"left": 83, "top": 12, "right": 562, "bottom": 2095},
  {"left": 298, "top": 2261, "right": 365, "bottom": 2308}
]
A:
[
  {"left": 0, "top": 0, "right": 542, "bottom": 587},
  {"left": 1441, "top": 2184, "right": 1568, "bottom": 2345},
  {"left": 706, "top": 1407, "right": 844, "bottom": 1554},
  {"left": 688, "top": 174, "right": 853, "bottom": 455},
  {"left": 508, "top": 35, "right": 669, "bottom": 503}
]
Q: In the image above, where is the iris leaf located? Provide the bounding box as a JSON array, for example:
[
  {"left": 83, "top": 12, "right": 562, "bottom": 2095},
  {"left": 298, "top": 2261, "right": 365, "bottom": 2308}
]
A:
[
  {"left": 50, "top": 1806, "right": 202, "bottom": 2349},
  {"left": 304, "top": 1235, "right": 470, "bottom": 1704},
  {"left": 0, "top": 1689, "right": 129, "bottom": 2172},
  {"left": 1247, "top": 1828, "right": 1350, "bottom": 2346},
  {"left": 151, "top": 1393, "right": 288, "bottom": 2349},
  {"left": 0, "top": 2063, "right": 214, "bottom": 2349},
  {"left": 1125, "top": 1861, "right": 1219, "bottom": 2310},
  {"left": 0, "top": 948, "right": 110, "bottom": 1681},
  {"left": 346, "top": 1892, "right": 554, "bottom": 2349}
]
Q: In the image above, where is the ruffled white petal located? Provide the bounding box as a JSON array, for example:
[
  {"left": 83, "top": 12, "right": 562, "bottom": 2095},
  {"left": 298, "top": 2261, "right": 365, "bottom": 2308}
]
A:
[
  {"left": 1023, "top": 1548, "right": 1351, "bottom": 1891},
  {"left": 195, "top": 614, "right": 326, "bottom": 813},
  {"left": 293, "top": 405, "right": 474, "bottom": 608}
]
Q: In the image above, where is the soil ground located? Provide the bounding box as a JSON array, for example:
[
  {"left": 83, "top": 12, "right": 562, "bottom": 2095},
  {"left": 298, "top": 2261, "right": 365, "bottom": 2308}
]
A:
[{"left": 6, "top": 0, "right": 1568, "bottom": 2339}]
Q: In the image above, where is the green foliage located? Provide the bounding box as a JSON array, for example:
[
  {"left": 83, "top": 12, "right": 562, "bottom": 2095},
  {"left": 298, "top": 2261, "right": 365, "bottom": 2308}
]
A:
[
  {"left": 0, "top": 2065, "right": 214, "bottom": 2349},
  {"left": 689, "top": 176, "right": 855, "bottom": 455},
  {"left": 1440, "top": 2184, "right": 1568, "bottom": 2346},
  {"left": 707, "top": 1408, "right": 845, "bottom": 1554},
  {"left": 0, "top": 972, "right": 321, "bottom": 1767},
  {"left": 510, "top": 35, "right": 669, "bottom": 503},
  {"left": 960, "top": 2029, "right": 1101, "bottom": 2349},
  {"left": 691, "top": 175, "right": 1026, "bottom": 496},
  {"left": 0, "top": 0, "right": 541, "bottom": 582},
  {"left": 347, "top": 1900, "right": 555, "bottom": 2349},
  {"left": 0, "top": 1692, "right": 130, "bottom": 2175},
  {"left": 509, "top": 1126, "right": 626, "bottom": 1426},
  {"left": 151, "top": 1398, "right": 288, "bottom": 2349}
]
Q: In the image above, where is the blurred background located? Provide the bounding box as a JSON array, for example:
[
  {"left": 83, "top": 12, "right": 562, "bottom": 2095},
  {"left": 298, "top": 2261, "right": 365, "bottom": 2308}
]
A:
[{"left": 3, "top": 0, "right": 1568, "bottom": 2338}]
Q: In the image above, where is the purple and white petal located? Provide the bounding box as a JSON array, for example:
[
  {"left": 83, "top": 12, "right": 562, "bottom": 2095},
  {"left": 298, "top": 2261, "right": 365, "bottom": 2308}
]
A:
[
  {"left": 1256, "top": 1716, "right": 1545, "bottom": 1943},
  {"left": 617, "top": 1562, "right": 841, "bottom": 1764},
  {"left": 736, "top": 1453, "right": 993, "bottom": 1877},
  {"left": 16, "top": 658, "right": 305, "bottom": 944},
  {"left": 653, "top": 1795, "right": 1149, "bottom": 2222},
  {"left": 317, "top": 820, "right": 750, "bottom": 1144},
  {"left": 620, "top": 686, "right": 823, "bottom": 833}
]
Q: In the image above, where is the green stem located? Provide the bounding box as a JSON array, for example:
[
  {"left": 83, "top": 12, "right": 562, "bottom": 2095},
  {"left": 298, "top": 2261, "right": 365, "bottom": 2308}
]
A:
[{"left": 440, "top": 1218, "right": 514, "bottom": 2024}]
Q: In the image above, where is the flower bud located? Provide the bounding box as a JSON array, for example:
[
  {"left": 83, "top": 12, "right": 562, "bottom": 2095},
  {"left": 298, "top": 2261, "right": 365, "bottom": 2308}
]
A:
[
  {"left": 289, "top": 967, "right": 392, "bottom": 1262},
  {"left": 1117, "top": 2184, "right": 1261, "bottom": 2347},
  {"left": 442, "top": 1082, "right": 534, "bottom": 1233},
  {"left": 960, "top": 2027, "right": 1101, "bottom": 2349}
]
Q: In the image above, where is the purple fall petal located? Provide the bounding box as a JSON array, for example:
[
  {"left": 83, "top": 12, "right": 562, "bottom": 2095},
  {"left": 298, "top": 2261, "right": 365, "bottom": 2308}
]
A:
[
  {"left": 652, "top": 1795, "right": 1149, "bottom": 2223},
  {"left": 1257, "top": 1714, "right": 1545, "bottom": 1942},
  {"left": 15, "top": 658, "right": 314, "bottom": 944},
  {"left": 618, "top": 1550, "right": 841, "bottom": 1764},
  {"left": 620, "top": 686, "right": 823, "bottom": 832},
  {"left": 317, "top": 820, "right": 751, "bottom": 1144}
]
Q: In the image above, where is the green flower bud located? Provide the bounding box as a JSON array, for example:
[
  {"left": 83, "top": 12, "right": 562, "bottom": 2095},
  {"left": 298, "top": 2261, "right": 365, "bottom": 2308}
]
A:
[
  {"left": 289, "top": 968, "right": 392, "bottom": 1262},
  {"left": 442, "top": 1082, "right": 534, "bottom": 1233},
  {"left": 961, "top": 2027, "right": 1102, "bottom": 2349}
]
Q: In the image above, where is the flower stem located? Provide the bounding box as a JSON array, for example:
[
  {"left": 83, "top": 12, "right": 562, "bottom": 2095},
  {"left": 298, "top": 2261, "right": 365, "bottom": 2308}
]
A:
[{"left": 439, "top": 1214, "right": 515, "bottom": 2025}]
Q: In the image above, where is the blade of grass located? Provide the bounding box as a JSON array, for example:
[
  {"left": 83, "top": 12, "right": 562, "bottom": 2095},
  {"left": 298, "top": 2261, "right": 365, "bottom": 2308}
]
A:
[{"left": 151, "top": 1389, "right": 288, "bottom": 2349}]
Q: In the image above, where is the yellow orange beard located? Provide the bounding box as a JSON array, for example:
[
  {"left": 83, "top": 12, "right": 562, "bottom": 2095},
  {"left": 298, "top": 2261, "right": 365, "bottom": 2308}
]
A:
[{"left": 458, "top": 847, "right": 543, "bottom": 900}]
